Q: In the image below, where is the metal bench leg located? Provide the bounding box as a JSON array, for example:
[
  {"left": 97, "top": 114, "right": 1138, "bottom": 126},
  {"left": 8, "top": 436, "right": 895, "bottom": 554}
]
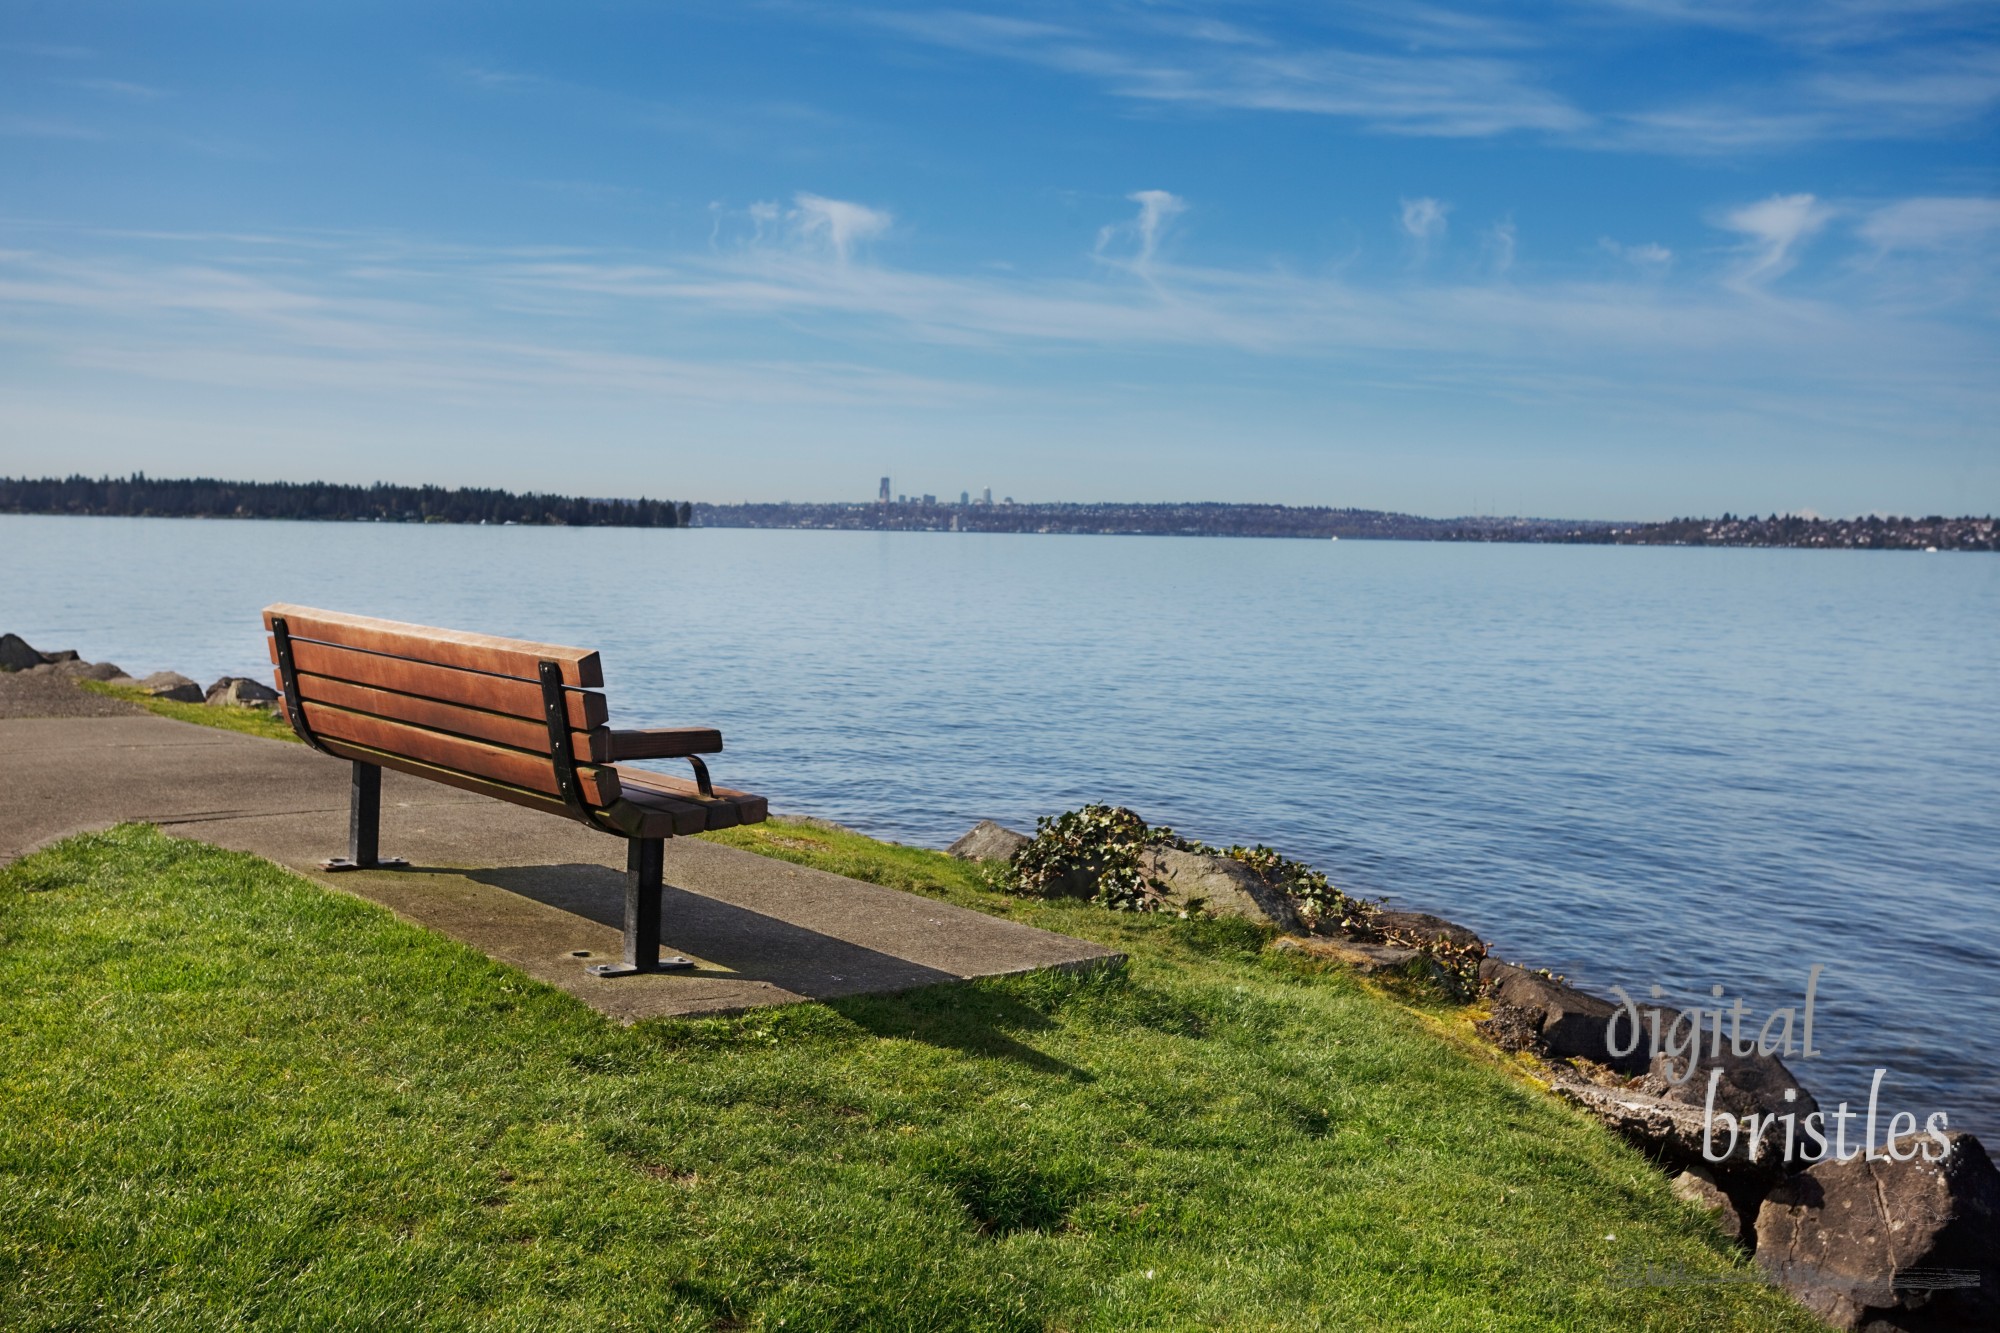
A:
[
  {"left": 587, "top": 837, "right": 693, "bottom": 976},
  {"left": 321, "top": 761, "right": 409, "bottom": 872}
]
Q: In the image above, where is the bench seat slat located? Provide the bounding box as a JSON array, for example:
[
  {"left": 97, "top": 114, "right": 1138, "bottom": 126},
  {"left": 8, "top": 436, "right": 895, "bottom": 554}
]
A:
[
  {"left": 614, "top": 765, "right": 769, "bottom": 830},
  {"left": 600, "top": 786, "right": 714, "bottom": 837},
  {"left": 269, "top": 639, "right": 608, "bottom": 731},
  {"left": 264, "top": 604, "right": 602, "bottom": 687},
  {"left": 284, "top": 699, "right": 621, "bottom": 806},
  {"left": 287, "top": 672, "right": 610, "bottom": 762}
]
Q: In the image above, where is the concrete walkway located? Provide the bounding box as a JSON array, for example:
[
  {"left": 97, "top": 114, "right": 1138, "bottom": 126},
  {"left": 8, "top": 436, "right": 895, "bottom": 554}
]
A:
[{"left": 0, "top": 714, "right": 1118, "bottom": 1022}]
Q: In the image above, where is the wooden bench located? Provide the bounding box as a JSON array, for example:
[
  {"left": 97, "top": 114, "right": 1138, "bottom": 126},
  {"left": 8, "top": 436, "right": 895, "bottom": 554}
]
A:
[{"left": 264, "top": 604, "right": 767, "bottom": 976}]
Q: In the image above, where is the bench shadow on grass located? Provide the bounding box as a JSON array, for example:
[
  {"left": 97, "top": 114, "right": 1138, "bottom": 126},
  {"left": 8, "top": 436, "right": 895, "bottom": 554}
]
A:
[
  {"left": 827, "top": 984, "right": 1091, "bottom": 1081},
  {"left": 457, "top": 861, "right": 1089, "bottom": 1079}
]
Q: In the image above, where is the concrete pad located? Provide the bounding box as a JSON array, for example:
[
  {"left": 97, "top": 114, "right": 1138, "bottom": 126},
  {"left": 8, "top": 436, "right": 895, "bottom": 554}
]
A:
[{"left": 0, "top": 716, "right": 1119, "bottom": 1020}]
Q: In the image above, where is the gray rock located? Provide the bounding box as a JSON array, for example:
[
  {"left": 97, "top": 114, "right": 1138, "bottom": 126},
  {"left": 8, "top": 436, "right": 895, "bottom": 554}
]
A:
[
  {"left": 42, "top": 649, "right": 80, "bottom": 663},
  {"left": 1549, "top": 1067, "right": 1791, "bottom": 1186},
  {"left": 1271, "top": 935, "right": 1436, "bottom": 978},
  {"left": 1755, "top": 1131, "right": 2000, "bottom": 1331},
  {"left": 1642, "top": 1041, "right": 1820, "bottom": 1127},
  {"left": 946, "top": 820, "right": 1032, "bottom": 863},
  {"left": 134, "top": 671, "right": 204, "bottom": 704},
  {"left": 1371, "top": 909, "right": 1484, "bottom": 950},
  {"left": 57, "top": 660, "right": 129, "bottom": 682},
  {"left": 1671, "top": 1165, "right": 1746, "bottom": 1244},
  {"left": 205, "top": 675, "right": 279, "bottom": 707},
  {"left": 0, "top": 633, "right": 47, "bottom": 671},
  {"left": 1480, "top": 960, "right": 1648, "bottom": 1071},
  {"left": 1138, "top": 847, "right": 1300, "bottom": 930}
]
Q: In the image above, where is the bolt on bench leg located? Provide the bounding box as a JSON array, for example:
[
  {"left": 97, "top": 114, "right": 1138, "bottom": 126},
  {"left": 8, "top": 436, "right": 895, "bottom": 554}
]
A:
[
  {"left": 321, "top": 760, "right": 409, "bottom": 872},
  {"left": 587, "top": 837, "right": 693, "bottom": 976}
]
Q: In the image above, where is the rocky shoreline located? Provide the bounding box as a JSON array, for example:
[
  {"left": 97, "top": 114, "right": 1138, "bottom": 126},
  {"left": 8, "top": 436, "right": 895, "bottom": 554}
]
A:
[
  {"left": 948, "top": 816, "right": 1998, "bottom": 1332},
  {"left": 0, "top": 632, "right": 279, "bottom": 713}
]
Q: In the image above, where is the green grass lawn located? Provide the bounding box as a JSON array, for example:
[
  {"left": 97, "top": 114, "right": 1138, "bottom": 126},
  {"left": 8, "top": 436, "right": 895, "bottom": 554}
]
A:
[{"left": 0, "top": 821, "right": 1822, "bottom": 1332}]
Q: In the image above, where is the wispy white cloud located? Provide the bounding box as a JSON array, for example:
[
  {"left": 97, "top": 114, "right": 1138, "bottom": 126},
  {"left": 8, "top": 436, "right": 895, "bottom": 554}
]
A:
[
  {"left": 860, "top": 7, "right": 1586, "bottom": 136},
  {"left": 1400, "top": 197, "right": 1450, "bottom": 265},
  {"left": 1858, "top": 196, "right": 2000, "bottom": 251},
  {"left": 1716, "top": 193, "right": 1836, "bottom": 286},
  {"left": 2, "top": 187, "right": 1993, "bottom": 452},
  {"left": 1095, "top": 189, "right": 1187, "bottom": 278},
  {"left": 447, "top": 62, "right": 543, "bottom": 90},
  {"left": 1615, "top": 44, "right": 2000, "bottom": 152},
  {"left": 850, "top": 3, "right": 1995, "bottom": 154},
  {"left": 1400, "top": 197, "right": 1450, "bottom": 242},
  {"left": 1487, "top": 220, "right": 1517, "bottom": 275},
  {"left": 1591, "top": 0, "right": 1997, "bottom": 48},
  {"left": 64, "top": 77, "right": 166, "bottom": 100},
  {"left": 789, "top": 193, "right": 892, "bottom": 262},
  {"left": 1601, "top": 238, "right": 1674, "bottom": 267}
]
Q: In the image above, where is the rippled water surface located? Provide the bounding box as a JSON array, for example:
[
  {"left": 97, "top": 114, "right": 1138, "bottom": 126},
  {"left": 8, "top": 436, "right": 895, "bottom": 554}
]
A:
[{"left": 6, "top": 515, "right": 1996, "bottom": 1133}]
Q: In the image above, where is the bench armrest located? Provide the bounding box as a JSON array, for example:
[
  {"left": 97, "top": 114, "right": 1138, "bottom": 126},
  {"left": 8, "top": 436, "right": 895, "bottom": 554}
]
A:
[{"left": 604, "top": 727, "right": 723, "bottom": 761}]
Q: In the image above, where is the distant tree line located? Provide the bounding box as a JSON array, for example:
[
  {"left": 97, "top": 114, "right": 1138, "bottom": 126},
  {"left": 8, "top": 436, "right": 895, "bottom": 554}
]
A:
[
  {"left": 1487, "top": 512, "right": 1997, "bottom": 552},
  {"left": 0, "top": 475, "right": 690, "bottom": 528},
  {"left": 693, "top": 499, "right": 1582, "bottom": 541},
  {"left": 690, "top": 499, "right": 1996, "bottom": 551}
]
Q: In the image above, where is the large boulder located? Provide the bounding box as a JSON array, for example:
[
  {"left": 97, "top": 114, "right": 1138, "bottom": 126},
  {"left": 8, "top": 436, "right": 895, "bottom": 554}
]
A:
[
  {"left": 1755, "top": 1131, "right": 2000, "bottom": 1331},
  {"left": 1480, "top": 960, "right": 1647, "bottom": 1070},
  {"left": 205, "top": 675, "right": 280, "bottom": 707},
  {"left": 1549, "top": 1067, "right": 1791, "bottom": 1188},
  {"left": 1642, "top": 1042, "right": 1820, "bottom": 1126},
  {"left": 134, "top": 671, "right": 204, "bottom": 704},
  {"left": 1371, "top": 909, "right": 1484, "bottom": 950},
  {"left": 57, "top": 660, "right": 130, "bottom": 682},
  {"left": 1137, "top": 847, "right": 1300, "bottom": 930},
  {"left": 1271, "top": 935, "right": 1435, "bottom": 978},
  {"left": 0, "top": 633, "right": 46, "bottom": 671},
  {"left": 946, "top": 820, "right": 1032, "bottom": 863}
]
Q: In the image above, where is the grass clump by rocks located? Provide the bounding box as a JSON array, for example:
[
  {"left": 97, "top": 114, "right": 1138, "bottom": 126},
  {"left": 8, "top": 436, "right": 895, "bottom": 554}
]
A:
[
  {"left": 1010, "top": 804, "right": 1367, "bottom": 929},
  {"left": 1007, "top": 804, "right": 1488, "bottom": 996},
  {"left": 77, "top": 678, "right": 299, "bottom": 743}
]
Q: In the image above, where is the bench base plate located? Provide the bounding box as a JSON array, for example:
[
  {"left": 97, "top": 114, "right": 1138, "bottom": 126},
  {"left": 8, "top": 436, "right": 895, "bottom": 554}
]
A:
[
  {"left": 586, "top": 956, "right": 695, "bottom": 977},
  {"left": 320, "top": 856, "right": 410, "bottom": 872}
]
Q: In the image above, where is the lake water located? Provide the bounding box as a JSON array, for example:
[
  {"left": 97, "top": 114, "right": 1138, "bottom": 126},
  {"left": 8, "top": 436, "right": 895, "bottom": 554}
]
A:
[{"left": 5, "top": 514, "right": 1996, "bottom": 1136}]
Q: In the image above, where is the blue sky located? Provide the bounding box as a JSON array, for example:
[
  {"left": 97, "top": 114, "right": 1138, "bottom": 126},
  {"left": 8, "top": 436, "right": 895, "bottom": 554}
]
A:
[{"left": 2, "top": 2, "right": 1995, "bottom": 518}]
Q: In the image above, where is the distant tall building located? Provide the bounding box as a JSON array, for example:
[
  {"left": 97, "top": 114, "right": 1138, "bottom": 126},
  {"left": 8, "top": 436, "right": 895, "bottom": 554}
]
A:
[
  {"left": 959, "top": 490, "right": 969, "bottom": 506},
  {"left": 982, "top": 486, "right": 992, "bottom": 505},
  {"left": 878, "top": 476, "right": 891, "bottom": 504}
]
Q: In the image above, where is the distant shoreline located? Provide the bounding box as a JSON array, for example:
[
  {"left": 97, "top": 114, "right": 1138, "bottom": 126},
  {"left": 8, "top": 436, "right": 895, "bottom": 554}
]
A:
[
  {"left": 690, "top": 502, "right": 1996, "bottom": 551},
  {"left": 2, "top": 476, "right": 1992, "bottom": 550}
]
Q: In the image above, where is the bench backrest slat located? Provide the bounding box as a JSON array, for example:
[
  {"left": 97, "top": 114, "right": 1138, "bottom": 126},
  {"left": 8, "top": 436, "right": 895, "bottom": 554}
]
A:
[
  {"left": 263, "top": 603, "right": 601, "bottom": 687},
  {"left": 263, "top": 604, "right": 620, "bottom": 815},
  {"left": 311, "top": 733, "right": 582, "bottom": 824},
  {"left": 267, "top": 638, "right": 607, "bottom": 731},
  {"left": 282, "top": 698, "right": 620, "bottom": 806},
  {"left": 290, "top": 673, "right": 609, "bottom": 763}
]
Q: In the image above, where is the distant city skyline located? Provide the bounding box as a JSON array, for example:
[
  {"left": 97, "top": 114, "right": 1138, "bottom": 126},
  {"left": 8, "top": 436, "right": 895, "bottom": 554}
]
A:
[{"left": 1, "top": 3, "right": 1995, "bottom": 518}]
